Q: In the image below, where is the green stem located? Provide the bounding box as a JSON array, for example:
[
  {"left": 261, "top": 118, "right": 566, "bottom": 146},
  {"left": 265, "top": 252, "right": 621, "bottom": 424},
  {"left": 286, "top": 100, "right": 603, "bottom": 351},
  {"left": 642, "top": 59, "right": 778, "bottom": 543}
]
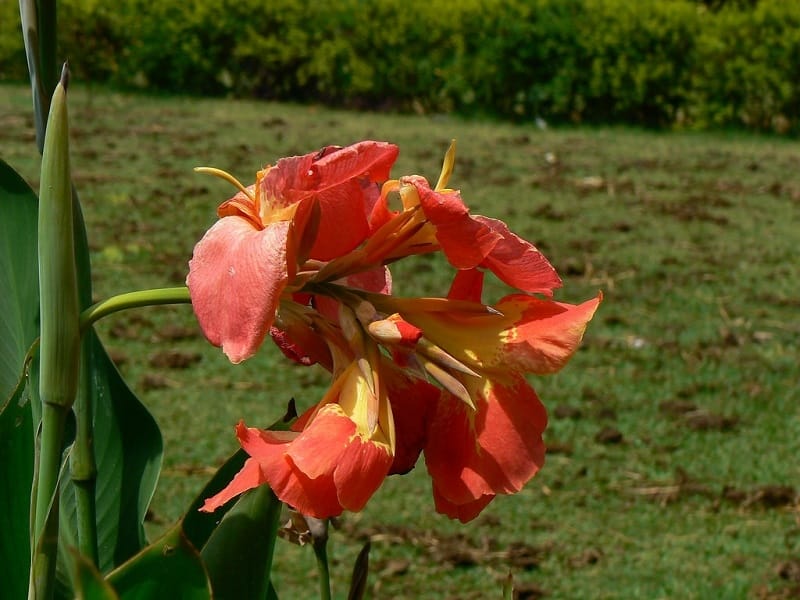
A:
[
  {"left": 70, "top": 335, "right": 98, "bottom": 565},
  {"left": 313, "top": 536, "right": 332, "bottom": 600},
  {"left": 29, "top": 402, "right": 69, "bottom": 600},
  {"left": 79, "top": 287, "right": 192, "bottom": 333}
]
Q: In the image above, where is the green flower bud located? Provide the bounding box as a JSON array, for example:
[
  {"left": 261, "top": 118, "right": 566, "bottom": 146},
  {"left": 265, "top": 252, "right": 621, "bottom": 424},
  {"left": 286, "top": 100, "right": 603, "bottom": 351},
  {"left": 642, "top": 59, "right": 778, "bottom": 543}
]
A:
[{"left": 38, "top": 64, "right": 79, "bottom": 409}]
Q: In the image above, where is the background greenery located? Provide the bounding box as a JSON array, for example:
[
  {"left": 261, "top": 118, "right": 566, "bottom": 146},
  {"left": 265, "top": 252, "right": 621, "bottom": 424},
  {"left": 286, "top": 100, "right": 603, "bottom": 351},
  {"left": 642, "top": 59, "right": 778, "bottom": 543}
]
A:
[
  {"left": 2, "top": 82, "right": 798, "bottom": 598},
  {"left": 2, "top": 0, "right": 800, "bottom": 132}
]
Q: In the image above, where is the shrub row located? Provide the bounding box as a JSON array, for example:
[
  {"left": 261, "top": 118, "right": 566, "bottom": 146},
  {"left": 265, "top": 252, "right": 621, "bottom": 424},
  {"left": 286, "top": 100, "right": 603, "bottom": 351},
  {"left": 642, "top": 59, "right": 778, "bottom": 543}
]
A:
[{"left": 3, "top": 0, "right": 799, "bottom": 132}]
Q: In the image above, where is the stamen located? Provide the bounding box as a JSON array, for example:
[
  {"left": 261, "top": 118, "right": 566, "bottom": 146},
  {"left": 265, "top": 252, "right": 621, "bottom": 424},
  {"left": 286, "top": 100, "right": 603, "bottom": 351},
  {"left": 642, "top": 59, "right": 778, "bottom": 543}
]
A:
[
  {"left": 423, "top": 360, "right": 475, "bottom": 411},
  {"left": 194, "top": 167, "right": 255, "bottom": 202},
  {"left": 435, "top": 139, "right": 456, "bottom": 191}
]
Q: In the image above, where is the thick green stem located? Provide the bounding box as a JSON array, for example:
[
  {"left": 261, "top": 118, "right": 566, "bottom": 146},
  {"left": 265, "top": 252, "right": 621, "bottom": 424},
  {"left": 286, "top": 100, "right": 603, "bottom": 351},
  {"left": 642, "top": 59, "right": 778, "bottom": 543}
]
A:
[
  {"left": 79, "top": 287, "right": 192, "bottom": 333},
  {"left": 313, "top": 536, "right": 332, "bottom": 600},
  {"left": 70, "top": 335, "right": 98, "bottom": 565},
  {"left": 29, "top": 403, "right": 69, "bottom": 600}
]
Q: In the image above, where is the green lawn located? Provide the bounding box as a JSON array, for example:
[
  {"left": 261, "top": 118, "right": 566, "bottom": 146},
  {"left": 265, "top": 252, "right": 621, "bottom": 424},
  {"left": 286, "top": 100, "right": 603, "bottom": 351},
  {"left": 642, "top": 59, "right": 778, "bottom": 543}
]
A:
[{"left": 2, "top": 83, "right": 798, "bottom": 599}]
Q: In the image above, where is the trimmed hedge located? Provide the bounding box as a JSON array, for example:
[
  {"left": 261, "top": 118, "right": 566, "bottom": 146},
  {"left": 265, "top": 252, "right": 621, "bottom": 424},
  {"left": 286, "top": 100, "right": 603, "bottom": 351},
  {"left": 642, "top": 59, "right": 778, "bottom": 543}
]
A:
[{"left": 2, "top": 0, "right": 799, "bottom": 132}]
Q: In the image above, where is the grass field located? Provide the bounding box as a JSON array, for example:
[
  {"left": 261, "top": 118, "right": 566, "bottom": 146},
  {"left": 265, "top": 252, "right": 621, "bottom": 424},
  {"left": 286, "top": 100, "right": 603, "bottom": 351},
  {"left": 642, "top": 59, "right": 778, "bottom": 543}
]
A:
[{"left": 2, "top": 83, "right": 799, "bottom": 599}]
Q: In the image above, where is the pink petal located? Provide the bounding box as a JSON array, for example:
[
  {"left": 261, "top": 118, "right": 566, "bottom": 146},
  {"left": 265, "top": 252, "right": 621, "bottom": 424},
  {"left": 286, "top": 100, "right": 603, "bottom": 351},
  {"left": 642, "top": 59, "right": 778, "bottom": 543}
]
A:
[
  {"left": 286, "top": 405, "right": 355, "bottom": 479},
  {"left": 187, "top": 217, "right": 292, "bottom": 363},
  {"left": 242, "top": 420, "right": 345, "bottom": 518},
  {"left": 344, "top": 265, "right": 393, "bottom": 295},
  {"left": 474, "top": 216, "right": 562, "bottom": 295},
  {"left": 334, "top": 434, "right": 393, "bottom": 511}
]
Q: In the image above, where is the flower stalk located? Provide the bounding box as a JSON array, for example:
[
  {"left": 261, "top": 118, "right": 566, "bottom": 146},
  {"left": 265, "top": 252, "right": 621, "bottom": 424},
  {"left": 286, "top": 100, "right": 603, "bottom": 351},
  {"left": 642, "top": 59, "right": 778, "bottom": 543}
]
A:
[{"left": 79, "top": 286, "right": 192, "bottom": 333}]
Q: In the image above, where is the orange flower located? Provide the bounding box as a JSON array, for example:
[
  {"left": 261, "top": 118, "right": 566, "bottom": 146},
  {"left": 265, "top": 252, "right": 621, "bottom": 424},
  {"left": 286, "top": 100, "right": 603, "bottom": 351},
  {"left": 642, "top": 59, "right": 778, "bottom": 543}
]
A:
[
  {"left": 202, "top": 362, "right": 394, "bottom": 518},
  {"left": 397, "top": 275, "right": 601, "bottom": 522},
  {"left": 192, "top": 140, "right": 601, "bottom": 523}
]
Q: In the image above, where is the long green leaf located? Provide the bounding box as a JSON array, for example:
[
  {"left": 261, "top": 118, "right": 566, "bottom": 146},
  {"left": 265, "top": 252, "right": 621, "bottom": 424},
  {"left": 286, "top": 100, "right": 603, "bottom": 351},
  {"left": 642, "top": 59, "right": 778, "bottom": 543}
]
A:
[
  {"left": 0, "top": 157, "right": 163, "bottom": 594},
  {"left": 58, "top": 332, "right": 164, "bottom": 574},
  {"left": 0, "top": 159, "right": 39, "bottom": 402},
  {"left": 183, "top": 399, "right": 296, "bottom": 552},
  {"left": 0, "top": 159, "right": 39, "bottom": 600},
  {"left": 72, "top": 551, "right": 119, "bottom": 600},
  {"left": 201, "top": 485, "right": 283, "bottom": 600},
  {"left": 0, "top": 366, "right": 34, "bottom": 600},
  {"left": 181, "top": 448, "right": 247, "bottom": 551},
  {"left": 105, "top": 521, "right": 211, "bottom": 600}
]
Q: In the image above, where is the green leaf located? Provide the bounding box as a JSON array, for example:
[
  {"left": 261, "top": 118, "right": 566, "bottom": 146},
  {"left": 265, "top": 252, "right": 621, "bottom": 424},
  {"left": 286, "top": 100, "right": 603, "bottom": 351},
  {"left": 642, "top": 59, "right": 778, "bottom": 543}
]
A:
[
  {"left": 106, "top": 521, "right": 211, "bottom": 600},
  {"left": 59, "top": 178, "right": 164, "bottom": 577},
  {"left": 0, "top": 159, "right": 39, "bottom": 404},
  {"left": 0, "top": 161, "right": 163, "bottom": 589},
  {"left": 201, "top": 485, "right": 283, "bottom": 600},
  {"left": 72, "top": 551, "right": 119, "bottom": 600},
  {"left": 183, "top": 399, "right": 296, "bottom": 556},
  {"left": 182, "top": 448, "right": 248, "bottom": 551},
  {"left": 58, "top": 332, "right": 163, "bottom": 572},
  {"left": 347, "top": 541, "right": 371, "bottom": 600},
  {"left": 0, "top": 159, "right": 39, "bottom": 600},
  {"left": 0, "top": 367, "right": 35, "bottom": 600}
]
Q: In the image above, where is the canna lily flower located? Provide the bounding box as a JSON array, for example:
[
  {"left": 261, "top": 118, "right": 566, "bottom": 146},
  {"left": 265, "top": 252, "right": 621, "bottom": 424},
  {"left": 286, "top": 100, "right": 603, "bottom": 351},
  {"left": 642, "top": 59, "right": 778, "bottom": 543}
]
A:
[
  {"left": 192, "top": 139, "right": 601, "bottom": 523},
  {"left": 397, "top": 275, "right": 601, "bottom": 522},
  {"left": 187, "top": 141, "right": 398, "bottom": 363},
  {"left": 201, "top": 361, "right": 395, "bottom": 518}
]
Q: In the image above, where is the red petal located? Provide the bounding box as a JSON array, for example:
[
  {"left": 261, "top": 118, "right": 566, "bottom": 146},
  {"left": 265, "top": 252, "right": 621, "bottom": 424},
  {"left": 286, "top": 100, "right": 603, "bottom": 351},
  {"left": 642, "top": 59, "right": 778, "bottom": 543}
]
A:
[
  {"left": 474, "top": 216, "right": 562, "bottom": 295},
  {"left": 287, "top": 404, "right": 391, "bottom": 512},
  {"left": 286, "top": 405, "right": 355, "bottom": 479},
  {"left": 447, "top": 269, "right": 485, "bottom": 303},
  {"left": 270, "top": 306, "right": 333, "bottom": 369},
  {"left": 500, "top": 293, "right": 602, "bottom": 374},
  {"left": 424, "top": 376, "right": 547, "bottom": 506},
  {"left": 384, "top": 367, "right": 438, "bottom": 475},
  {"left": 187, "top": 217, "right": 292, "bottom": 363},
  {"left": 334, "top": 434, "right": 393, "bottom": 511},
  {"left": 262, "top": 142, "right": 399, "bottom": 260},
  {"left": 409, "top": 177, "right": 502, "bottom": 268},
  {"left": 432, "top": 485, "right": 494, "bottom": 523},
  {"left": 344, "top": 265, "right": 393, "bottom": 295},
  {"left": 200, "top": 457, "right": 265, "bottom": 512},
  {"left": 242, "top": 419, "right": 345, "bottom": 518}
]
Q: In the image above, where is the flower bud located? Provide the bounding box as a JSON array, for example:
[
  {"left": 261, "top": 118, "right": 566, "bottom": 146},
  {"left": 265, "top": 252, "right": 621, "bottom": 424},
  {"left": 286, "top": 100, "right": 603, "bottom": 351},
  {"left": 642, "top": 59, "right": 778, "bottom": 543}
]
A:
[{"left": 38, "top": 64, "right": 80, "bottom": 408}]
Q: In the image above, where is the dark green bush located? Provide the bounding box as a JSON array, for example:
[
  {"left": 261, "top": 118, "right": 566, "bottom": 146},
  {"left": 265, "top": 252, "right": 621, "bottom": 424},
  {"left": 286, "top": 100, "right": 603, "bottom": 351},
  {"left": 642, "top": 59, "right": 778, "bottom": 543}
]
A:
[
  {"left": 692, "top": 0, "right": 800, "bottom": 132},
  {"left": 1, "top": 0, "right": 798, "bottom": 132}
]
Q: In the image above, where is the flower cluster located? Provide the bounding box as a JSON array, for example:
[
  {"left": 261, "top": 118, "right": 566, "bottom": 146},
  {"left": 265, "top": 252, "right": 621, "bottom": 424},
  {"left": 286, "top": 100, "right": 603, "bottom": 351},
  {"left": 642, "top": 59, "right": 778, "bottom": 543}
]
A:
[{"left": 187, "top": 141, "right": 600, "bottom": 522}]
